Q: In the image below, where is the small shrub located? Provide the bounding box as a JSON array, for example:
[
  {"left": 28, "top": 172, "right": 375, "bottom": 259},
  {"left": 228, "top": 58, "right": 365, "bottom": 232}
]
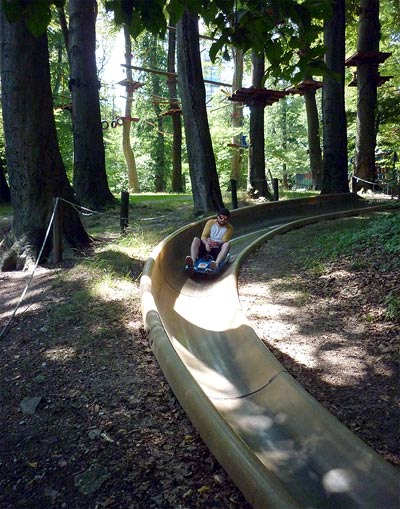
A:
[{"left": 385, "top": 293, "right": 400, "bottom": 322}]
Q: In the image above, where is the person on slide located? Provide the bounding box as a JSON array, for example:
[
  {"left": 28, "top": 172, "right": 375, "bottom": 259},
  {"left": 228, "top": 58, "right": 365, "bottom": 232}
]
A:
[{"left": 185, "top": 208, "right": 233, "bottom": 271}]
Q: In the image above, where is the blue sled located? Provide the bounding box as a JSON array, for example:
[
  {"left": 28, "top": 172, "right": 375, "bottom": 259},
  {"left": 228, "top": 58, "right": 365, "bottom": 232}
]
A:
[{"left": 185, "top": 254, "right": 231, "bottom": 277}]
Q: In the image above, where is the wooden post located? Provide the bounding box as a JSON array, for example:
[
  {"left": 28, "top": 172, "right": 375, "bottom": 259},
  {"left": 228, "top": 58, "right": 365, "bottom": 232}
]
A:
[
  {"left": 231, "top": 179, "right": 238, "bottom": 209},
  {"left": 52, "top": 197, "right": 62, "bottom": 264},
  {"left": 120, "top": 191, "right": 129, "bottom": 233},
  {"left": 352, "top": 176, "right": 358, "bottom": 194},
  {"left": 272, "top": 178, "right": 279, "bottom": 201}
]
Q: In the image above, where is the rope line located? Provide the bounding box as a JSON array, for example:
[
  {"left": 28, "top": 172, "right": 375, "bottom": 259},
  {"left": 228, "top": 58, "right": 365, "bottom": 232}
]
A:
[
  {"left": 353, "top": 176, "right": 378, "bottom": 186},
  {"left": 0, "top": 196, "right": 193, "bottom": 339},
  {"left": 0, "top": 198, "right": 60, "bottom": 340}
]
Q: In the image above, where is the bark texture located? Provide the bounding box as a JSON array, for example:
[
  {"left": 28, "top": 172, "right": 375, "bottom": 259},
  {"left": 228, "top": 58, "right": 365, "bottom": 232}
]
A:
[
  {"left": 304, "top": 89, "right": 323, "bottom": 190},
  {"left": 122, "top": 24, "right": 139, "bottom": 193},
  {"left": 167, "top": 22, "right": 183, "bottom": 193},
  {"left": 248, "top": 52, "right": 270, "bottom": 198},
  {"left": 354, "top": 0, "right": 380, "bottom": 190},
  {"left": 321, "top": 0, "right": 349, "bottom": 194},
  {"left": 68, "top": 0, "right": 115, "bottom": 208},
  {"left": 0, "top": 10, "right": 90, "bottom": 269},
  {"left": 176, "top": 9, "right": 223, "bottom": 215}
]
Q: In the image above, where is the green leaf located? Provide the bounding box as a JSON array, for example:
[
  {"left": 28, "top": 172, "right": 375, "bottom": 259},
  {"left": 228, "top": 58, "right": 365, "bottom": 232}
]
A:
[
  {"left": 2, "top": 0, "right": 23, "bottom": 22},
  {"left": 24, "top": 0, "right": 52, "bottom": 37}
]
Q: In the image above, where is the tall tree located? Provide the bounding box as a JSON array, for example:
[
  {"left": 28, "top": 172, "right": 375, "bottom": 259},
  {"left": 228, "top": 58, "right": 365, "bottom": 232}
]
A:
[
  {"left": 321, "top": 0, "right": 349, "bottom": 194},
  {"left": 280, "top": 97, "right": 289, "bottom": 189},
  {"left": 167, "top": 21, "right": 183, "bottom": 193},
  {"left": 230, "top": 47, "right": 244, "bottom": 189},
  {"left": 176, "top": 8, "right": 224, "bottom": 214},
  {"left": 303, "top": 83, "right": 323, "bottom": 190},
  {"left": 68, "top": 0, "right": 115, "bottom": 208},
  {"left": 248, "top": 51, "right": 271, "bottom": 198},
  {"left": 353, "top": 0, "right": 381, "bottom": 190},
  {"left": 148, "top": 35, "right": 166, "bottom": 192},
  {"left": 122, "top": 24, "right": 140, "bottom": 193},
  {"left": 0, "top": 7, "right": 90, "bottom": 269}
]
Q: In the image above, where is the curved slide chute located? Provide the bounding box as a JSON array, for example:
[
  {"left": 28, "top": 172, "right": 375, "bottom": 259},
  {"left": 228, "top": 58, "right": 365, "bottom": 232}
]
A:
[{"left": 140, "top": 194, "right": 399, "bottom": 508}]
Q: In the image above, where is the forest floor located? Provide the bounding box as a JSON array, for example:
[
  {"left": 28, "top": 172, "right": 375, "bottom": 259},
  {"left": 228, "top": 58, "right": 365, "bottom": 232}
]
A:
[{"left": 0, "top": 200, "right": 398, "bottom": 509}]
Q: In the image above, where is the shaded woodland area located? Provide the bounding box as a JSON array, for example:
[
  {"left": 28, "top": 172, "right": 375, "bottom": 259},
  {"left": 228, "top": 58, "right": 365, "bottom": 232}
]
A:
[{"left": 0, "top": 0, "right": 398, "bottom": 269}]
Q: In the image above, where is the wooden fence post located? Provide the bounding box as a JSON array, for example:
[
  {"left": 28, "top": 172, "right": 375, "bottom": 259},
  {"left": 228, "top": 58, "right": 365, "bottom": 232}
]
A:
[
  {"left": 120, "top": 191, "right": 129, "bottom": 233},
  {"left": 272, "top": 178, "right": 279, "bottom": 201},
  {"left": 230, "top": 179, "right": 238, "bottom": 209}
]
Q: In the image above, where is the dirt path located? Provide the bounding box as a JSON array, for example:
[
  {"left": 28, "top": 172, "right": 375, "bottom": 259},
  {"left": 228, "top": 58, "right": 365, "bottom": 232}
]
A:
[
  {"left": 1, "top": 212, "right": 398, "bottom": 508},
  {"left": 238, "top": 220, "right": 399, "bottom": 468}
]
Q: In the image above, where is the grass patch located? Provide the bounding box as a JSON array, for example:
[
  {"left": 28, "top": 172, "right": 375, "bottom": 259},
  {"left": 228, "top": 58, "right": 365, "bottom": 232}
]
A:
[
  {"left": 0, "top": 203, "right": 12, "bottom": 217},
  {"left": 297, "top": 211, "right": 400, "bottom": 270},
  {"left": 385, "top": 293, "right": 400, "bottom": 322}
]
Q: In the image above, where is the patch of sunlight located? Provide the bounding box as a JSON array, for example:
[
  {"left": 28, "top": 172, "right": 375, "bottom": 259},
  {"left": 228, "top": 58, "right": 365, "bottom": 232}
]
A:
[
  {"left": 275, "top": 341, "right": 318, "bottom": 368},
  {"left": 322, "top": 468, "right": 354, "bottom": 493},
  {"left": 44, "top": 346, "right": 76, "bottom": 362},
  {"left": 319, "top": 347, "right": 368, "bottom": 385},
  {"left": 172, "top": 337, "right": 238, "bottom": 398},
  {"left": 91, "top": 277, "right": 138, "bottom": 301}
]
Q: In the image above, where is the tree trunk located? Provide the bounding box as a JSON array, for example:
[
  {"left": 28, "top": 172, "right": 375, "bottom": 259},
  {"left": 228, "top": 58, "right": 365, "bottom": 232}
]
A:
[
  {"left": 68, "top": 0, "right": 115, "bottom": 208},
  {"left": 281, "top": 98, "right": 289, "bottom": 189},
  {"left": 122, "top": 25, "right": 140, "bottom": 193},
  {"left": 149, "top": 40, "right": 165, "bottom": 192},
  {"left": 354, "top": 0, "right": 380, "bottom": 190},
  {"left": 167, "top": 22, "right": 183, "bottom": 193},
  {"left": 0, "top": 11, "right": 90, "bottom": 269},
  {"left": 230, "top": 48, "right": 244, "bottom": 183},
  {"left": 321, "top": 0, "right": 349, "bottom": 194},
  {"left": 176, "top": 9, "right": 223, "bottom": 215},
  {"left": 304, "top": 88, "right": 323, "bottom": 190},
  {"left": 248, "top": 52, "right": 270, "bottom": 198}
]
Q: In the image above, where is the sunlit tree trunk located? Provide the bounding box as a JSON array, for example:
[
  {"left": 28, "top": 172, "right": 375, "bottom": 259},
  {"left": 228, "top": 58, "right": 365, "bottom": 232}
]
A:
[
  {"left": 68, "top": 0, "right": 115, "bottom": 208},
  {"left": 122, "top": 25, "right": 140, "bottom": 193},
  {"left": 167, "top": 21, "right": 183, "bottom": 192},
  {"left": 321, "top": 0, "right": 349, "bottom": 194},
  {"left": 176, "top": 8, "right": 224, "bottom": 215}
]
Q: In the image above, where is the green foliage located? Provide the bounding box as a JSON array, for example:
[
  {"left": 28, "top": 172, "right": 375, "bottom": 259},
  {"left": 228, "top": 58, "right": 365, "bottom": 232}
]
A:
[
  {"left": 298, "top": 211, "right": 400, "bottom": 269},
  {"left": 105, "top": 0, "right": 168, "bottom": 38},
  {"left": 384, "top": 293, "right": 400, "bottom": 322},
  {"left": 2, "top": 0, "right": 64, "bottom": 37}
]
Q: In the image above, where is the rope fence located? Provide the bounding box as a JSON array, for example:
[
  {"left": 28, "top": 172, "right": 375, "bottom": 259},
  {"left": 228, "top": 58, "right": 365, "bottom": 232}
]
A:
[{"left": 0, "top": 193, "right": 192, "bottom": 340}]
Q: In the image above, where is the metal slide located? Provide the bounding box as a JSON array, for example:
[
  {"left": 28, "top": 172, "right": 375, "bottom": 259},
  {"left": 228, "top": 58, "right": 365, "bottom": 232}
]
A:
[{"left": 140, "top": 194, "right": 399, "bottom": 508}]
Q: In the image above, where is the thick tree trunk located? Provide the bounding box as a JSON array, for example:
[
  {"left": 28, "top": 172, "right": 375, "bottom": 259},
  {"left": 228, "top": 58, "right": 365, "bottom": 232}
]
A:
[
  {"left": 0, "top": 11, "right": 90, "bottom": 269},
  {"left": 304, "top": 89, "right": 323, "bottom": 190},
  {"left": 122, "top": 25, "right": 140, "bottom": 193},
  {"left": 68, "top": 0, "right": 115, "bottom": 208},
  {"left": 321, "top": 0, "right": 349, "bottom": 194},
  {"left": 248, "top": 52, "right": 270, "bottom": 198},
  {"left": 176, "top": 9, "right": 223, "bottom": 215},
  {"left": 167, "top": 22, "right": 183, "bottom": 193},
  {"left": 354, "top": 0, "right": 380, "bottom": 190}
]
